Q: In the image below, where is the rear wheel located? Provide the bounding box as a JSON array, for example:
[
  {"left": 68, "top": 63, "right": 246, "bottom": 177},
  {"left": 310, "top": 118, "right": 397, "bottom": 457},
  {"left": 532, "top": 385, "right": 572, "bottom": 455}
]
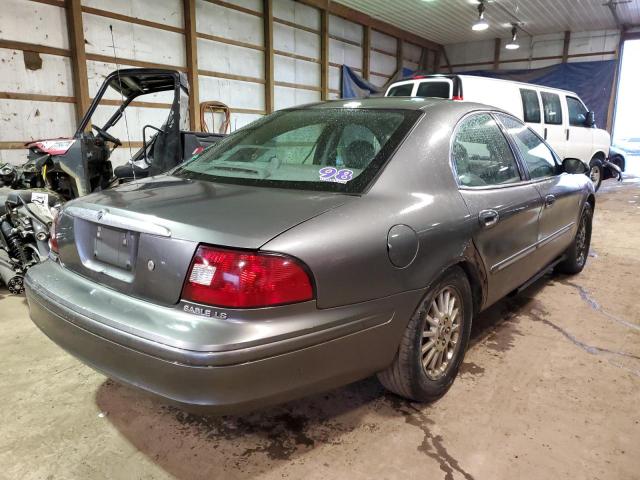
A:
[
  {"left": 589, "top": 159, "right": 603, "bottom": 191},
  {"left": 378, "top": 267, "right": 473, "bottom": 402},
  {"left": 557, "top": 202, "right": 593, "bottom": 275}
]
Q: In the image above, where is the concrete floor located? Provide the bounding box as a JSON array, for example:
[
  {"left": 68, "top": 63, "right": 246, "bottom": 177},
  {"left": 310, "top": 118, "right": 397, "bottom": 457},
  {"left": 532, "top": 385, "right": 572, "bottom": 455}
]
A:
[{"left": 1, "top": 174, "right": 639, "bottom": 480}]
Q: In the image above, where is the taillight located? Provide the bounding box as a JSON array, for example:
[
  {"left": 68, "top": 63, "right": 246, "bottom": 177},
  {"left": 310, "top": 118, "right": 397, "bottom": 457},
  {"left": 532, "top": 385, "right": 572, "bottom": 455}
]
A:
[
  {"left": 49, "top": 210, "right": 60, "bottom": 254},
  {"left": 181, "top": 245, "right": 314, "bottom": 308},
  {"left": 452, "top": 95, "right": 464, "bottom": 101},
  {"left": 29, "top": 139, "right": 75, "bottom": 155}
]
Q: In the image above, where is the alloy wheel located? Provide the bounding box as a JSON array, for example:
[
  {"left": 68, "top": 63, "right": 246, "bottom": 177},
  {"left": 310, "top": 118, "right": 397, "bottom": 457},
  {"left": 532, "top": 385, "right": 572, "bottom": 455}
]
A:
[
  {"left": 575, "top": 211, "right": 588, "bottom": 266},
  {"left": 421, "top": 286, "right": 462, "bottom": 380},
  {"left": 589, "top": 165, "right": 601, "bottom": 186}
]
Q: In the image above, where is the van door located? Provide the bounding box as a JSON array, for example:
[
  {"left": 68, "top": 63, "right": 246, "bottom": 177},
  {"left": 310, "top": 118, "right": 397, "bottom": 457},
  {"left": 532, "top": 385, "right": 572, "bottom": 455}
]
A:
[
  {"left": 540, "top": 91, "right": 566, "bottom": 159},
  {"left": 565, "top": 95, "right": 594, "bottom": 163},
  {"left": 519, "top": 88, "right": 544, "bottom": 138}
]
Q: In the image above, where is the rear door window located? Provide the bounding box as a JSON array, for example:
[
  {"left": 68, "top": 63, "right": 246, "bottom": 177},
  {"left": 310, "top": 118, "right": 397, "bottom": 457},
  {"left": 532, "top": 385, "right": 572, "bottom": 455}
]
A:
[
  {"left": 540, "top": 92, "right": 563, "bottom": 125},
  {"left": 566, "top": 96, "right": 588, "bottom": 127},
  {"left": 416, "top": 81, "right": 451, "bottom": 98},
  {"left": 498, "top": 114, "right": 558, "bottom": 179},
  {"left": 520, "top": 89, "right": 541, "bottom": 123},
  {"left": 452, "top": 113, "right": 521, "bottom": 187},
  {"left": 386, "top": 83, "right": 414, "bottom": 97}
]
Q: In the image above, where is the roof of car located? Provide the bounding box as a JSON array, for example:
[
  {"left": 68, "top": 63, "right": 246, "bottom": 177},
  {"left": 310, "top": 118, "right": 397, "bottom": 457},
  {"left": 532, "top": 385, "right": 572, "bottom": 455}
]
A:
[
  {"left": 296, "top": 97, "right": 507, "bottom": 116},
  {"left": 298, "top": 97, "right": 470, "bottom": 111}
]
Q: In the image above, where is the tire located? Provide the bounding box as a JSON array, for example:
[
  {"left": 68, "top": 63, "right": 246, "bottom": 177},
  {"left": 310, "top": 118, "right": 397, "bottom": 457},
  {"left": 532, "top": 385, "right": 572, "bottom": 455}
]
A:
[
  {"left": 588, "top": 159, "right": 603, "bottom": 191},
  {"left": 557, "top": 202, "right": 593, "bottom": 275},
  {"left": 377, "top": 266, "right": 473, "bottom": 402}
]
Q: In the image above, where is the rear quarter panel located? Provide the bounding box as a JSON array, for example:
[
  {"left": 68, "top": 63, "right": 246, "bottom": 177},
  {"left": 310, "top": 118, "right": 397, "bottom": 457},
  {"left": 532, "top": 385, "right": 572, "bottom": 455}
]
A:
[{"left": 262, "top": 107, "right": 478, "bottom": 309}]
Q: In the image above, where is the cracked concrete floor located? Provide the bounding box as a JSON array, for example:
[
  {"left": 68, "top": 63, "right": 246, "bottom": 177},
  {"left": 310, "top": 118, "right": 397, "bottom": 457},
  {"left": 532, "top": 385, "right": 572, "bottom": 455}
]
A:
[{"left": 1, "top": 177, "right": 639, "bottom": 480}]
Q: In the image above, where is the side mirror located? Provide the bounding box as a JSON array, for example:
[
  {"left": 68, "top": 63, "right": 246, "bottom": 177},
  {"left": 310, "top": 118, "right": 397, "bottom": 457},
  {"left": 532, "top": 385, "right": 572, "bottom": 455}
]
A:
[
  {"left": 563, "top": 158, "right": 589, "bottom": 175},
  {"left": 584, "top": 111, "right": 596, "bottom": 127}
]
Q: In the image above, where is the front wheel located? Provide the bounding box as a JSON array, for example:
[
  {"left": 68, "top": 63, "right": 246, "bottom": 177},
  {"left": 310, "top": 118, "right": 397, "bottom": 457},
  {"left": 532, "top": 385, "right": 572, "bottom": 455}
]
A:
[
  {"left": 377, "top": 267, "right": 473, "bottom": 402},
  {"left": 557, "top": 202, "right": 593, "bottom": 275},
  {"left": 589, "top": 160, "right": 603, "bottom": 191}
]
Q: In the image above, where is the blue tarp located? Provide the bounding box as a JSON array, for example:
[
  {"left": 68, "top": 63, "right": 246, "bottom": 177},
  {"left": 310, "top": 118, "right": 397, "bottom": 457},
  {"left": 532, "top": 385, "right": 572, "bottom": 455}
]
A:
[
  {"left": 340, "top": 60, "right": 617, "bottom": 126},
  {"left": 452, "top": 60, "right": 617, "bottom": 128},
  {"left": 340, "top": 65, "right": 414, "bottom": 98}
]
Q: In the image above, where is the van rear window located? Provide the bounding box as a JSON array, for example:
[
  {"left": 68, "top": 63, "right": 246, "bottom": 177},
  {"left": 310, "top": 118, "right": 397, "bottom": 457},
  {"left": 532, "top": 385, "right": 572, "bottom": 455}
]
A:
[
  {"left": 520, "top": 89, "right": 541, "bottom": 123},
  {"left": 387, "top": 84, "right": 414, "bottom": 97},
  {"left": 416, "top": 81, "right": 451, "bottom": 99}
]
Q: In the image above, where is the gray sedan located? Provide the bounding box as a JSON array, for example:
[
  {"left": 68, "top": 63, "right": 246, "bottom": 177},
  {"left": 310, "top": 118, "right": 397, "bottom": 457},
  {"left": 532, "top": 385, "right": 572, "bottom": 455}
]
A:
[{"left": 25, "top": 98, "right": 594, "bottom": 413}]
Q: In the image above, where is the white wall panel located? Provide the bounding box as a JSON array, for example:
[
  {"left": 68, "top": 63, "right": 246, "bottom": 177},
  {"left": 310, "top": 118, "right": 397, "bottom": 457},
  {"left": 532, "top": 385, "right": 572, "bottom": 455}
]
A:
[
  {"left": 83, "top": 13, "right": 186, "bottom": 67},
  {"left": 369, "top": 74, "right": 388, "bottom": 88},
  {"left": 274, "top": 86, "right": 320, "bottom": 110},
  {"left": 371, "top": 51, "right": 396, "bottom": 76},
  {"left": 329, "top": 39, "right": 362, "bottom": 69},
  {"left": 274, "top": 23, "right": 320, "bottom": 60},
  {"left": 0, "top": 150, "right": 26, "bottom": 166},
  {"left": 229, "top": 112, "right": 263, "bottom": 131},
  {"left": 329, "top": 15, "right": 362, "bottom": 44},
  {"left": 274, "top": 56, "right": 320, "bottom": 86},
  {"left": 195, "top": 0, "right": 263, "bottom": 46},
  {"left": 329, "top": 65, "right": 341, "bottom": 91},
  {"left": 404, "top": 42, "right": 422, "bottom": 63},
  {"left": 82, "top": 0, "right": 184, "bottom": 29},
  {"left": 0, "top": 100, "right": 76, "bottom": 141},
  {"left": 0, "top": 49, "right": 73, "bottom": 97},
  {"left": 90, "top": 105, "right": 170, "bottom": 142},
  {"left": 1, "top": 0, "right": 69, "bottom": 49},
  {"left": 198, "top": 75, "right": 265, "bottom": 111},
  {"left": 371, "top": 30, "right": 396, "bottom": 53},
  {"left": 197, "top": 38, "right": 264, "bottom": 78},
  {"left": 273, "top": 0, "right": 319, "bottom": 30}
]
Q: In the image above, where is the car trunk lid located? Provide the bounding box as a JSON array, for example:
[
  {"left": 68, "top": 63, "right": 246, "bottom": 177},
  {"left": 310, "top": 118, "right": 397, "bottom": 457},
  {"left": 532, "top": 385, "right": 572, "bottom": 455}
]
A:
[{"left": 56, "top": 176, "right": 352, "bottom": 305}]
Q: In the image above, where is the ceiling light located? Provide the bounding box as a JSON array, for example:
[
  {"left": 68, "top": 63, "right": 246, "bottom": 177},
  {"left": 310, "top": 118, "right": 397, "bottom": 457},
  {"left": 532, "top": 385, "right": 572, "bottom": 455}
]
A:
[
  {"left": 505, "top": 24, "right": 520, "bottom": 49},
  {"left": 472, "top": 1, "right": 489, "bottom": 31}
]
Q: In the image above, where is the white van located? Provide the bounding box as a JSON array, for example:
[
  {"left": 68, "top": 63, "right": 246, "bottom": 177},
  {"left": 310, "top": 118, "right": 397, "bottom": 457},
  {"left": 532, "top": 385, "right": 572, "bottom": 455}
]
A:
[{"left": 385, "top": 74, "right": 621, "bottom": 190}]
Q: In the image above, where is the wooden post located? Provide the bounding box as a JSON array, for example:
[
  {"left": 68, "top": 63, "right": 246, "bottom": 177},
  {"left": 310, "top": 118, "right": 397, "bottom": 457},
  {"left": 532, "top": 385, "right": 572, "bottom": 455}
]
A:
[
  {"left": 362, "top": 25, "right": 371, "bottom": 81},
  {"left": 263, "top": 0, "right": 274, "bottom": 113},
  {"left": 562, "top": 30, "right": 571, "bottom": 63},
  {"left": 396, "top": 38, "right": 404, "bottom": 76},
  {"left": 320, "top": 9, "right": 329, "bottom": 100},
  {"left": 184, "top": 0, "right": 200, "bottom": 131},
  {"left": 493, "top": 38, "right": 501, "bottom": 70},
  {"left": 65, "top": 0, "right": 90, "bottom": 128}
]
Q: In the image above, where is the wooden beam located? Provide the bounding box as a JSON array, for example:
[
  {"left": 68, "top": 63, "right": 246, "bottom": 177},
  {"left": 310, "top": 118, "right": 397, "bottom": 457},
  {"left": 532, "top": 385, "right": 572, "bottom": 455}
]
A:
[
  {"left": 320, "top": 9, "right": 329, "bottom": 100},
  {"left": 433, "top": 49, "right": 441, "bottom": 74},
  {"left": 201, "top": 0, "right": 261, "bottom": 17},
  {"left": 0, "top": 92, "right": 75, "bottom": 103},
  {"left": 184, "top": 0, "right": 200, "bottom": 131},
  {"left": 65, "top": 0, "right": 91, "bottom": 127},
  {"left": 81, "top": 6, "right": 184, "bottom": 34},
  {"left": 441, "top": 46, "right": 453, "bottom": 74},
  {"left": 493, "top": 38, "right": 501, "bottom": 70},
  {"left": 0, "top": 39, "right": 69, "bottom": 57},
  {"left": 85, "top": 53, "right": 187, "bottom": 71},
  {"left": 263, "top": 0, "right": 274, "bottom": 113},
  {"left": 273, "top": 17, "right": 319, "bottom": 35},
  {"left": 274, "top": 81, "right": 321, "bottom": 92},
  {"left": 274, "top": 50, "right": 319, "bottom": 64},
  {"left": 329, "top": 34, "right": 361, "bottom": 48},
  {"left": 396, "top": 39, "right": 404, "bottom": 75},
  {"left": 197, "top": 32, "right": 264, "bottom": 51},
  {"left": 363, "top": 26, "right": 371, "bottom": 81},
  {"left": 199, "top": 69, "right": 265, "bottom": 84},
  {"left": 562, "top": 30, "right": 571, "bottom": 63}
]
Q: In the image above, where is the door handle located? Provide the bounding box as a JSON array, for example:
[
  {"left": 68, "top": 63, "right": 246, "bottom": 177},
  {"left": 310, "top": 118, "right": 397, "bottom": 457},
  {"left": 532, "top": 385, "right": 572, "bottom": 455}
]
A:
[
  {"left": 545, "top": 194, "right": 556, "bottom": 207},
  {"left": 566, "top": 129, "right": 570, "bottom": 141},
  {"left": 479, "top": 209, "right": 500, "bottom": 228},
  {"left": 544, "top": 127, "right": 548, "bottom": 140}
]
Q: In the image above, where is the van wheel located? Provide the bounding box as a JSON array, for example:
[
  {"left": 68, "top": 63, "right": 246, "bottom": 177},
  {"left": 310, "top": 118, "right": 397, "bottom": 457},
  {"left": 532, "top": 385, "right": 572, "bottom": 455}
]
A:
[
  {"left": 377, "top": 267, "right": 473, "bottom": 402},
  {"left": 588, "top": 159, "right": 603, "bottom": 191},
  {"left": 557, "top": 202, "right": 593, "bottom": 275}
]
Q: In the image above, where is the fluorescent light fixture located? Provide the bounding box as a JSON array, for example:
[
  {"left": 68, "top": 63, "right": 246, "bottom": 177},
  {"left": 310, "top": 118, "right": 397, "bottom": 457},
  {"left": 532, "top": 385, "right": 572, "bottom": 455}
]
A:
[{"left": 472, "top": 1, "right": 489, "bottom": 31}]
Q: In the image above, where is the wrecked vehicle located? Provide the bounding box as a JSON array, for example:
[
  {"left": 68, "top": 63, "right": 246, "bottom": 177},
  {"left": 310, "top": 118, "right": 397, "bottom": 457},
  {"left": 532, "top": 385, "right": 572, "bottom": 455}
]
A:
[{"left": 0, "top": 68, "right": 224, "bottom": 293}]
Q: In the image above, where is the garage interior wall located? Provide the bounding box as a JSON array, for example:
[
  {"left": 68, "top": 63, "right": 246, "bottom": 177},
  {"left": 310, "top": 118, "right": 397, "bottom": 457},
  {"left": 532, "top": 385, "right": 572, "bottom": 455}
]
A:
[
  {"left": 0, "top": 0, "right": 437, "bottom": 167},
  {"left": 440, "top": 29, "right": 620, "bottom": 72}
]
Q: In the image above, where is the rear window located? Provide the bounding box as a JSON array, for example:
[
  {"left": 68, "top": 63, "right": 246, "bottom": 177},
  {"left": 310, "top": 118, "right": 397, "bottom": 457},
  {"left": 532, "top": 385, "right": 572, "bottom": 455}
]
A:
[
  {"left": 541, "top": 92, "right": 563, "bottom": 125},
  {"left": 520, "top": 89, "right": 541, "bottom": 123},
  {"left": 416, "top": 81, "right": 451, "bottom": 98},
  {"left": 386, "top": 84, "right": 414, "bottom": 97},
  {"left": 173, "top": 108, "right": 421, "bottom": 193}
]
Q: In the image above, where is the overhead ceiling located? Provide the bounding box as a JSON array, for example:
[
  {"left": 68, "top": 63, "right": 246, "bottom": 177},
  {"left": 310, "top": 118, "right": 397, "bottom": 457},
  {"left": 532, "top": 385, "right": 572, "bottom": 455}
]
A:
[{"left": 334, "top": 0, "right": 640, "bottom": 45}]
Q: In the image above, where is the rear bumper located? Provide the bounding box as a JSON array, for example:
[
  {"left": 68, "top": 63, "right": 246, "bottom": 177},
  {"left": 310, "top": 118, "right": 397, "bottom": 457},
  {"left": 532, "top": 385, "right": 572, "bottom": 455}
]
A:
[{"left": 25, "top": 262, "right": 422, "bottom": 413}]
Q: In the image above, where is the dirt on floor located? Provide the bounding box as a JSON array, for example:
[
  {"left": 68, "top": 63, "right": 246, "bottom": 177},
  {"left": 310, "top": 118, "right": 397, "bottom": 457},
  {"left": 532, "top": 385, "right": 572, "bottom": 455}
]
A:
[{"left": 0, "top": 176, "right": 639, "bottom": 480}]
